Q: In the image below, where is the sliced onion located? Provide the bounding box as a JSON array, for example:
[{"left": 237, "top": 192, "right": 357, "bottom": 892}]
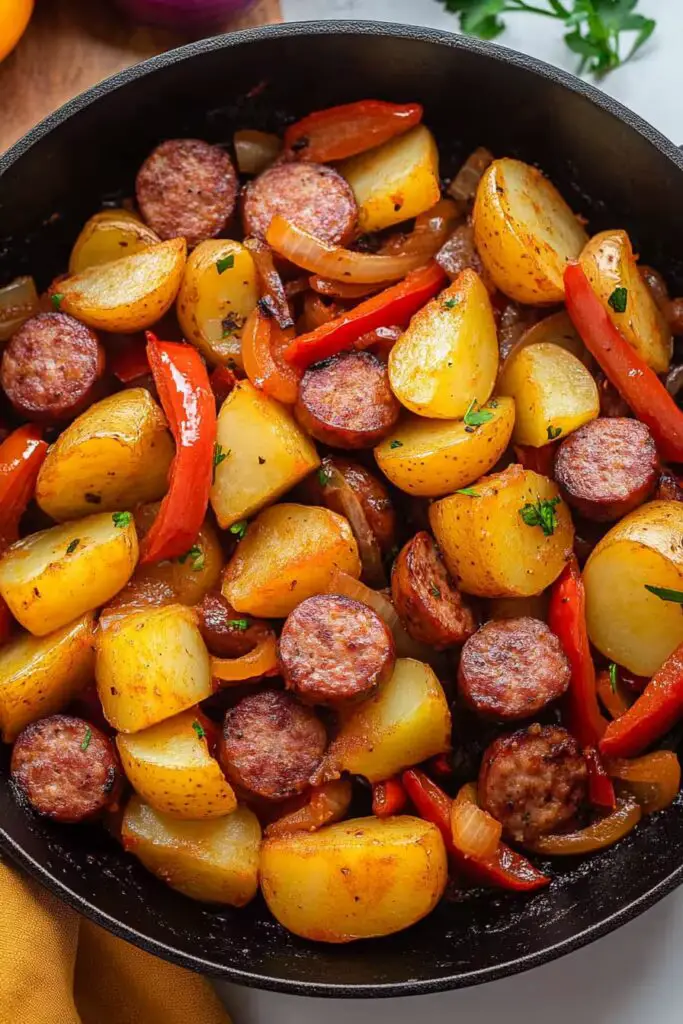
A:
[
  {"left": 211, "top": 632, "right": 279, "bottom": 685},
  {"left": 0, "top": 276, "right": 39, "bottom": 343},
  {"left": 322, "top": 462, "right": 386, "bottom": 587},
  {"left": 451, "top": 785, "right": 502, "bottom": 859},
  {"left": 266, "top": 215, "right": 433, "bottom": 284},
  {"left": 309, "top": 276, "right": 384, "bottom": 300},
  {"left": 525, "top": 798, "right": 641, "bottom": 856},
  {"left": 596, "top": 668, "right": 632, "bottom": 720},
  {"left": 302, "top": 291, "right": 342, "bottom": 332},
  {"left": 244, "top": 237, "right": 293, "bottom": 330},
  {"left": 234, "top": 129, "right": 282, "bottom": 175},
  {"left": 381, "top": 199, "right": 462, "bottom": 259},
  {"left": 265, "top": 780, "right": 352, "bottom": 838},
  {"left": 606, "top": 751, "right": 681, "bottom": 814},
  {"left": 448, "top": 146, "right": 494, "bottom": 203}
]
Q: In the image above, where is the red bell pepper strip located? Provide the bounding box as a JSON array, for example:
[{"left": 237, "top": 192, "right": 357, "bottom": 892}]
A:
[
  {"left": 514, "top": 443, "right": 556, "bottom": 478},
  {"left": 372, "top": 777, "right": 407, "bottom": 818},
  {"left": 140, "top": 334, "right": 216, "bottom": 565},
  {"left": 402, "top": 769, "right": 550, "bottom": 892},
  {"left": 564, "top": 262, "right": 683, "bottom": 463},
  {"left": 109, "top": 336, "right": 150, "bottom": 383},
  {"left": 549, "top": 557, "right": 608, "bottom": 748},
  {"left": 284, "top": 100, "right": 423, "bottom": 163},
  {"left": 600, "top": 642, "right": 683, "bottom": 759},
  {"left": 584, "top": 746, "right": 617, "bottom": 809},
  {"left": 284, "top": 262, "right": 446, "bottom": 369}
]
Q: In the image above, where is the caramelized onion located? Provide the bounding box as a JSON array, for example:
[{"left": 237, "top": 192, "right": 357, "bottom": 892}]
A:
[
  {"left": 607, "top": 751, "right": 681, "bottom": 814},
  {"left": 0, "top": 276, "right": 39, "bottom": 343},
  {"left": 210, "top": 632, "right": 279, "bottom": 684},
  {"left": 451, "top": 783, "right": 502, "bottom": 859},
  {"left": 234, "top": 129, "right": 282, "bottom": 176},
  {"left": 525, "top": 797, "right": 641, "bottom": 855},
  {"left": 265, "top": 780, "right": 352, "bottom": 838},
  {"left": 448, "top": 146, "right": 494, "bottom": 203},
  {"left": 322, "top": 462, "right": 386, "bottom": 587}
]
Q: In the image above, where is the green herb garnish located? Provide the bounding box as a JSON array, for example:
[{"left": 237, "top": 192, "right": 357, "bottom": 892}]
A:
[
  {"left": 456, "top": 487, "right": 480, "bottom": 497},
  {"left": 317, "top": 467, "right": 331, "bottom": 486},
  {"left": 608, "top": 286, "right": 628, "bottom": 313},
  {"left": 227, "top": 619, "right": 250, "bottom": 631},
  {"left": 519, "top": 496, "right": 561, "bottom": 537},
  {"left": 216, "top": 254, "right": 235, "bottom": 274},
  {"left": 179, "top": 544, "right": 204, "bottom": 572},
  {"left": 430, "top": 584, "right": 442, "bottom": 599},
  {"left": 463, "top": 398, "right": 494, "bottom": 428},
  {"left": 442, "top": 297, "right": 459, "bottom": 310},
  {"left": 230, "top": 520, "right": 248, "bottom": 539},
  {"left": 608, "top": 662, "right": 618, "bottom": 694},
  {"left": 389, "top": 439, "right": 403, "bottom": 449},
  {"left": 112, "top": 511, "right": 132, "bottom": 528},
  {"left": 51, "top": 293, "right": 64, "bottom": 311},
  {"left": 644, "top": 584, "right": 683, "bottom": 603},
  {"left": 80, "top": 727, "right": 92, "bottom": 752},
  {"left": 66, "top": 538, "right": 80, "bottom": 554},
  {"left": 213, "top": 442, "right": 230, "bottom": 482},
  {"left": 547, "top": 425, "right": 562, "bottom": 440},
  {"left": 192, "top": 720, "right": 205, "bottom": 740}
]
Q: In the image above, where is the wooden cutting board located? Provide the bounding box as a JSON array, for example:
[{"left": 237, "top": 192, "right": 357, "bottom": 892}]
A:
[{"left": 0, "top": 0, "right": 282, "bottom": 154}]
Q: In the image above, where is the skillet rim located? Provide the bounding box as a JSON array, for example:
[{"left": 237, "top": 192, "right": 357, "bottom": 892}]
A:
[{"left": 2, "top": 18, "right": 683, "bottom": 998}]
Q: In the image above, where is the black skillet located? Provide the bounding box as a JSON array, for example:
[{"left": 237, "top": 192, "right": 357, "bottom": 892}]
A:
[{"left": 1, "top": 20, "right": 683, "bottom": 999}]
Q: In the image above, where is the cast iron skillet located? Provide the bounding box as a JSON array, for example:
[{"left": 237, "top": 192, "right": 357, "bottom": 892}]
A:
[{"left": 2, "top": 20, "right": 683, "bottom": 999}]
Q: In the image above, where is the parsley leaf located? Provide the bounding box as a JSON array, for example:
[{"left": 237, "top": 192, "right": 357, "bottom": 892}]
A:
[
  {"left": 317, "top": 467, "right": 331, "bottom": 486},
  {"left": 430, "top": 583, "right": 442, "bottom": 599},
  {"left": 66, "top": 538, "right": 80, "bottom": 554},
  {"left": 112, "top": 511, "right": 132, "bottom": 528},
  {"left": 547, "top": 425, "right": 562, "bottom": 440},
  {"left": 608, "top": 286, "right": 628, "bottom": 313},
  {"left": 463, "top": 398, "right": 494, "bottom": 428},
  {"left": 608, "top": 662, "right": 618, "bottom": 694},
  {"left": 192, "top": 720, "right": 205, "bottom": 740},
  {"left": 80, "top": 726, "right": 92, "bottom": 752},
  {"left": 179, "top": 544, "right": 204, "bottom": 572},
  {"left": 227, "top": 618, "right": 250, "bottom": 631},
  {"left": 213, "top": 442, "right": 230, "bottom": 482},
  {"left": 519, "top": 496, "right": 561, "bottom": 537},
  {"left": 389, "top": 439, "right": 403, "bottom": 449},
  {"left": 230, "top": 519, "right": 248, "bottom": 539},
  {"left": 442, "top": 297, "right": 459, "bottom": 310},
  {"left": 51, "top": 292, "right": 65, "bottom": 311},
  {"left": 644, "top": 584, "right": 683, "bottom": 603},
  {"left": 456, "top": 487, "right": 480, "bottom": 497},
  {"left": 216, "top": 253, "right": 235, "bottom": 274}
]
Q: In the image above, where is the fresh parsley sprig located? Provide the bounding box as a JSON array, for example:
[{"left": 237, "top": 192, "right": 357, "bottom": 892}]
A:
[{"left": 439, "top": 0, "right": 656, "bottom": 78}]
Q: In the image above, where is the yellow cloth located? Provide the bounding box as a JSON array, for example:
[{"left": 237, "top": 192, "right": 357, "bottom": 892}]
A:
[{"left": 0, "top": 858, "right": 232, "bottom": 1024}]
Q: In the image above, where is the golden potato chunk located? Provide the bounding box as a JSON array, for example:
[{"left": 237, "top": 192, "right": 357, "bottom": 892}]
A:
[{"left": 68, "top": 211, "right": 160, "bottom": 275}]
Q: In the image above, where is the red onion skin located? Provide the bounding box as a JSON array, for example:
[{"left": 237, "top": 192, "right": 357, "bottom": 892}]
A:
[{"left": 115, "top": 0, "right": 253, "bottom": 29}]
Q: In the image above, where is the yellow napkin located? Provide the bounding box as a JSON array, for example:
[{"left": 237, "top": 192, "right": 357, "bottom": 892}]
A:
[{"left": 0, "top": 858, "right": 232, "bottom": 1024}]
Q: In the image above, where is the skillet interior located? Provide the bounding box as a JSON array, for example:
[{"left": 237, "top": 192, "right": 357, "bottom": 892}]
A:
[{"left": 1, "top": 21, "right": 683, "bottom": 997}]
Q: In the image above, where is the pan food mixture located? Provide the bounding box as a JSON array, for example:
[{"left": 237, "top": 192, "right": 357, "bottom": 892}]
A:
[{"left": 3, "top": 99, "right": 683, "bottom": 943}]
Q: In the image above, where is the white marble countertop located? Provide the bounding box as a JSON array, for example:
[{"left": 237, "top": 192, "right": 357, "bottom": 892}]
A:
[{"left": 218, "top": 1, "right": 683, "bottom": 1018}]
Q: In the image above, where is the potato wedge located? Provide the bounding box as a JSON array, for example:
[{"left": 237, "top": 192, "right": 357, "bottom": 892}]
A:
[
  {"left": 56, "top": 238, "right": 186, "bottom": 332},
  {"left": 122, "top": 797, "right": 260, "bottom": 906},
  {"left": 260, "top": 815, "right": 447, "bottom": 942},
  {"left": 580, "top": 229, "right": 672, "bottom": 373},
  {"left": 501, "top": 311, "right": 590, "bottom": 373},
  {"left": 176, "top": 240, "right": 259, "bottom": 368},
  {"left": 222, "top": 503, "right": 361, "bottom": 617},
  {"left": 69, "top": 211, "right": 160, "bottom": 275},
  {"left": 374, "top": 396, "right": 514, "bottom": 497},
  {"left": 210, "top": 381, "right": 320, "bottom": 529},
  {"left": 388, "top": 270, "right": 498, "bottom": 419},
  {"left": 340, "top": 125, "right": 440, "bottom": 234},
  {"left": 326, "top": 658, "right": 451, "bottom": 782},
  {"left": 584, "top": 501, "right": 683, "bottom": 676},
  {"left": 0, "top": 615, "right": 95, "bottom": 743},
  {"left": 498, "top": 341, "right": 599, "bottom": 447},
  {"left": 117, "top": 711, "right": 236, "bottom": 819},
  {"left": 36, "top": 389, "right": 174, "bottom": 521},
  {"left": 0, "top": 513, "right": 138, "bottom": 636},
  {"left": 430, "top": 465, "right": 573, "bottom": 597},
  {"left": 473, "top": 158, "right": 588, "bottom": 304},
  {"left": 96, "top": 604, "right": 211, "bottom": 733}
]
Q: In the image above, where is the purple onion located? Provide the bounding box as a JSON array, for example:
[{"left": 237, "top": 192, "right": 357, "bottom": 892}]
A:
[{"left": 115, "top": 0, "right": 254, "bottom": 29}]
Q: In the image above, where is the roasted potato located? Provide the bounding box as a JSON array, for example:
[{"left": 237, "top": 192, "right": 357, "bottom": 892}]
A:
[
  {"left": 340, "top": 125, "right": 440, "bottom": 234},
  {"left": 326, "top": 658, "right": 451, "bottom": 782},
  {"left": 176, "top": 239, "right": 259, "bottom": 368},
  {"left": 388, "top": 270, "right": 498, "bottom": 419},
  {"left": 36, "top": 389, "right": 174, "bottom": 521},
  {"left": 96, "top": 604, "right": 212, "bottom": 732},
  {"left": 55, "top": 237, "right": 186, "bottom": 332},
  {"left": 501, "top": 311, "right": 590, "bottom": 372},
  {"left": 498, "top": 341, "right": 599, "bottom": 447},
  {"left": 584, "top": 501, "right": 683, "bottom": 676},
  {"left": 260, "top": 816, "right": 447, "bottom": 942},
  {"left": 68, "top": 211, "right": 160, "bottom": 275},
  {"left": 117, "top": 711, "right": 236, "bottom": 819},
  {"left": 122, "top": 797, "right": 260, "bottom": 906},
  {"left": 0, "top": 615, "right": 95, "bottom": 743},
  {"left": 473, "top": 158, "right": 588, "bottom": 304},
  {"left": 430, "top": 465, "right": 573, "bottom": 597},
  {"left": 580, "top": 229, "right": 672, "bottom": 373},
  {"left": 0, "top": 513, "right": 139, "bottom": 636},
  {"left": 222, "top": 503, "right": 361, "bottom": 618},
  {"left": 374, "top": 396, "right": 515, "bottom": 497},
  {"left": 210, "top": 381, "right": 320, "bottom": 529}
]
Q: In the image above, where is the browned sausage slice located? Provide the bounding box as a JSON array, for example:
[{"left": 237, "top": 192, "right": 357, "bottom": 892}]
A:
[
  {"left": 323, "top": 457, "right": 397, "bottom": 554},
  {"left": 136, "top": 138, "right": 238, "bottom": 247},
  {"left": 1, "top": 313, "right": 105, "bottom": 423},
  {"left": 219, "top": 690, "right": 326, "bottom": 801},
  {"left": 391, "top": 531, "right": 477, "bottom": 649},
  {"left": 279, "top": 594, "right": 395, "bottom": 705},
  {"left": 554, "top": 418, "right": 658, "bottom": 522},
  {"left": 242, "top": 162, "right": 357, "bottom": 244},
  {"left": 11, "top": 715, "right": 122, "bottom": 823},
  {"left": 478, "top": 723, "right": 588, "bottom": 843},
  {"left": 196, "top": 590, "right": 272, "bottom": 659},
  {"left": 296, "top": 351, "right": 399, "bottom": 449},
  {"left": 458, "top": 617, "right": 570, "bottom": 720}
]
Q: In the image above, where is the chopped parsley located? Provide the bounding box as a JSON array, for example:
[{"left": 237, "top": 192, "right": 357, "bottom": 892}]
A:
[
  {"left": 317, "top": 467, "right": 331, "bottom": 486},
  {"left": 463, "top": 398, "right": 494, "bottom": 428},
  {"left": 51, "top": 292, "right": 64, "bottom": 311},
  {"left": 430, "top": 583, "right": 442, "bottom": 599},
  {"left": 179, "top": 544, "right": 204, "bottom": 572},
  {"left": 547, "top": 425, "right": 562, "bottom": 441},
  {"left": 216, "top": 253, "right": 235, "bottom": 275},
  {"left": 227, "top": 618, "right": 250, "bottom": 631},
  {"left": 80, "top": 726, "right": 92, "bottom": 752},
  {"left": 608, "top": 286, "right": 628, "bottom": 313},
  {"left": 389, "top": 439, "right": 403, "bottom": 449},
  {"left": 192, "top": 720, "right": 205, "bottom": 740},
  {"left": 456, "top": 487, "right": 480, "bottom": 497},
  {"left": 644, "top": 584, "right": 683, "bottom": 604},
  {"left": 213, "top": 442, "right": 230, "bottom": 482},
  {"left": 608, "top": 662, "right": 618, "bottom": 694},
  {"left": 230, "top": 519, "right": 248, "bottom": 539},
  {"left": 112, "top": 511, "right": 132, "bottom": 528},
  {"left": 442, "top": 297, "right": 459, "bottom": 310},
  {"left": 66, "top": 538, "right": 80, "bottom": 554},
  {"left": 519, "top": 496, "right": 561, "bottom": 537}
]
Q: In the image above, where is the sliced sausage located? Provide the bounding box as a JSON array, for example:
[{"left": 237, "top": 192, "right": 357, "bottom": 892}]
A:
[
  {"left": 655, "top": 469, "right": 683, "bottom": 502},
  {"left": 11, "top": 715, "right": 122, "bottom": 823},
  {"left": 279, "top": 594, "right": 395, "bottom": 705},
  {"left": 303, "top": 456, "right": 397, "bottom": 555},
  {"left": 136, "top": 138, "right": 238, "bottom": 247},
  {"left": 665, "top": 298, "right": 683, "bottom": 336},
  {"left": 1, "top": 313, "right": 105, "bottom": 423},
  {"left": 219, "top": 690, "right": 326, "bottom": 801},
  {"left": 458, "top": 617, "right": 570, "bottom": 720},
  {"left": 639, "top": 265, "right": 669, "bottom": 310},
  {"left": 554, "top": 418, "right": 659, "bottom": 522},
  {"left": 296, "top": 351, "right": 399, "bottom": 449},
  {"left": 242, "top": 162, "right": 357, "bottom": 245},
  {"left": 478, "top": 723, "right": 588, "bottom": 843},
  {"left": 392, "top": 531, "right": 477, "bottom": 649},
  {"left": 196, "top": 590, "right": 272, "bottom": 659}
]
